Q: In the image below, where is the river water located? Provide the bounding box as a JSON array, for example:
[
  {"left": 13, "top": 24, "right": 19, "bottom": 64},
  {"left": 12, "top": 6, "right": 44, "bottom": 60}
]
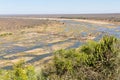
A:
[
  {"left": 0, "top": 19, "right": 120, "bottom": 55},
  {"left": 0, "top": 19, "right": 120, "bottom": 69}
]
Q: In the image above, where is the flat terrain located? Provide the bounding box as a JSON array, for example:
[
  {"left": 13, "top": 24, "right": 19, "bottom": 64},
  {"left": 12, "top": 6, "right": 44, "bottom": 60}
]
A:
[
  {"left": 1, "top": 13, "right": 120, "bottom": 24},
  {"left": 0, "top": 16, "right": 120, "bottom": 69}
]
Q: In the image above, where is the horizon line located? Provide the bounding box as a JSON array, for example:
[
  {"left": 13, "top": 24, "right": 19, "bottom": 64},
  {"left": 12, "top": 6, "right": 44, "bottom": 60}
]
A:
[{"left": 0, "top": 13, "right": 120, "bottom": 15}]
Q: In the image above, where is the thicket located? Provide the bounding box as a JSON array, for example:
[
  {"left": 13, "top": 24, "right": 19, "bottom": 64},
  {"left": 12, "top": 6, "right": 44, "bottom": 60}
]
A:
[{"left": 42, "top": 35, "right": 120, "bottom": 80}]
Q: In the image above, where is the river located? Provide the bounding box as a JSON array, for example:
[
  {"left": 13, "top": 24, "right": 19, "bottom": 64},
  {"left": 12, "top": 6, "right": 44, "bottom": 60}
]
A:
[{"left": 0, "top": 18, "right": 120, "bottom": 69}]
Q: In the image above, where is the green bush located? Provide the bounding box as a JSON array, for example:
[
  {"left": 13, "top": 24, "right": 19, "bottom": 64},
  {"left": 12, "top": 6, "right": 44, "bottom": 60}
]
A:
[
  {"left": 42, "top": 35, "right": 120, "bottom": 80},
  {"left": 13, "top": 60, "right": 37, "bottom": 80},
  {"left": 0, "top": 60, "right": 37, "bottom": 80}
]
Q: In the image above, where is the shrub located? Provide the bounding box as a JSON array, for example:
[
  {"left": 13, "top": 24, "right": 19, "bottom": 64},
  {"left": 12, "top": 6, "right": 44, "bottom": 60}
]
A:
[
  {"left": 0, "top": 60, "right": 37, "bottom": 80},
  {"left": 0, "top": 32, "right": 12, "bottom": 37},
  {"left": 12, "top": 60, "right": 37, "bottom": 80},
  {"left": 42, "top": 36, "right": 120, "bottom": 80}
]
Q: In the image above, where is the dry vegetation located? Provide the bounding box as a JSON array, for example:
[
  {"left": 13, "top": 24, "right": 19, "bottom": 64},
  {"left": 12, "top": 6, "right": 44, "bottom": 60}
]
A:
[{"left": 0, "top": 18, "right": 62, "bottom": 31}]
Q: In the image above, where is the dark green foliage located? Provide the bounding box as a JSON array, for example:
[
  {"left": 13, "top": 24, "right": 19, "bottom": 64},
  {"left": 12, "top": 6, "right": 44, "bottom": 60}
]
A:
[{"left": 43, "top": 36, "right": 120, "bottom": 80}]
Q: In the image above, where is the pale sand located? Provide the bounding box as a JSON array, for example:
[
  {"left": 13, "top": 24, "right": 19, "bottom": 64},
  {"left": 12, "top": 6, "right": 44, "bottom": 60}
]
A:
[
  {"left": 73, "top": 19, "right": 111, "bottom": 25},
  {"left": 34, "top": 18, "right": 113, "bottom": 25},
  {"left": 6, "top": 17, "right": 116, "bottom": 27},
  {"left": 9, "top": 17, "right": 113, "bottom": 25}
]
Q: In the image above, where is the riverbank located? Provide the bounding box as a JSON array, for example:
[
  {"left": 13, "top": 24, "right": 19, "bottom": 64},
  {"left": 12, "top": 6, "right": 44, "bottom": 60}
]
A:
[
  {"left": 73, "top": 19, "right": 112, "bottom": 25},
  {"left": 38, "top": 18, "right": 117, "bottom": 28}
]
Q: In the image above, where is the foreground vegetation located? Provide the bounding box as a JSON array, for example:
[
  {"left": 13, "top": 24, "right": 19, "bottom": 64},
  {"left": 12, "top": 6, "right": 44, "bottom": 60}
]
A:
[{"left": 0, "top": 35, "right": 120, "bottom": 80}]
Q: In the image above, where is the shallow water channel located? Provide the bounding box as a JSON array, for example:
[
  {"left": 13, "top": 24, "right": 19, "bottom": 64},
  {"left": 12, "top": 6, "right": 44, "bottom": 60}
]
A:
[{"left": 0, "top": 19, "right": 120, "bottom": 69}]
